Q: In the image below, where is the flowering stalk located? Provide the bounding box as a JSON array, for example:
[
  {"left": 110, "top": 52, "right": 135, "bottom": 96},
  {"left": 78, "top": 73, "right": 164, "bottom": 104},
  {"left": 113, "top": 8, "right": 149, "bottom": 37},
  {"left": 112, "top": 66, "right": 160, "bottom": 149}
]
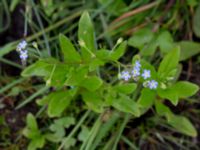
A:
[{"left": 16, "top": 40, "right": 28, "bottom": 66}]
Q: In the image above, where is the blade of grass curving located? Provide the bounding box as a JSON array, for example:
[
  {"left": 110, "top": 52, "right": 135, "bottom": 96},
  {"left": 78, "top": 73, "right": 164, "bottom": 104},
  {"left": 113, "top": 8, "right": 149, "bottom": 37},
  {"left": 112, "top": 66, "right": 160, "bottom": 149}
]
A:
[
  {"left": 121, "top": 136, "right": 139, "bottom": 150},
  {"left": 15, "top": 86, "right": 49, "bottom": 109},
  {"left": 0, "top": 78, "right": 25, "bottom": 94},
  {"left": 112, "top": 114, "right": 131, "bottom": 150},
  {"left": 0, "top": 58, "right": 23, "bottom": 69}
]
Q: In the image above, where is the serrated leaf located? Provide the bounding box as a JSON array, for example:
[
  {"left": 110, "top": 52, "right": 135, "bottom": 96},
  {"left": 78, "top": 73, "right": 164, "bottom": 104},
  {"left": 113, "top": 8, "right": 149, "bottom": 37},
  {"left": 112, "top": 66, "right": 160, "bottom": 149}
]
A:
[
  {"left": 59, "top": 34, "right": 81, "bottom": 63},
  {"left": 48, "top": 90, "right": 74, "bottom": 117},
  {"left": 114, "top": 83, "right": 137, "bottom": 94},
  {"left": 81, "top": 76, "right": 103, "bottom": 91},
  {"left": 178, "top": 41, "right": 200, "bottom": 61},
  {"left": 109, "top": 41, "right": 127, "bottom": 61},
  {"left": 158, "top": 47, "right": 180, "bottom": 79}
]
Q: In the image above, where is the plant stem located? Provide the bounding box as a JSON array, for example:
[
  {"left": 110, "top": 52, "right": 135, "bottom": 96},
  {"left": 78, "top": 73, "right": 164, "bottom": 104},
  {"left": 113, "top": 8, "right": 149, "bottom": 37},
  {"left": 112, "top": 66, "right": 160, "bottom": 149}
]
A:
[{"left": 112, "top": 114, "right": 131, "bottom": 150}]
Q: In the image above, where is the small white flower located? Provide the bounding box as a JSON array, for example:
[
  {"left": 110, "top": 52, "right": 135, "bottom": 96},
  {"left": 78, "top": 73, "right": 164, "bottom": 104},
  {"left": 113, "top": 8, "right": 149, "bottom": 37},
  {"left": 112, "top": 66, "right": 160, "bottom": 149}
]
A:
[
  {"left": 19, "top": 50, "right": 28, "bottom": 61},
  {"left": 142, "top": 69, "right": 151, "bottom": 79},
  {"left": 121, "top": 71, "right": 131, "bottom": 81},
  {"left": 148, "top": 80, "right": 158, "bottom": 89}
]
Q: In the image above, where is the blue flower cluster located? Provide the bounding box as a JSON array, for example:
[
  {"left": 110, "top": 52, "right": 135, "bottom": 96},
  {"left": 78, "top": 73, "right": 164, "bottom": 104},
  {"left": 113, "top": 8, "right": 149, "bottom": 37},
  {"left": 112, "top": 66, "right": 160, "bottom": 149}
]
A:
[
  {"left": 16, "top": 40, "right": 28, "bottom": 63},
  {"left": 120, "top": 60, "right": 158, "bottom": 90}
]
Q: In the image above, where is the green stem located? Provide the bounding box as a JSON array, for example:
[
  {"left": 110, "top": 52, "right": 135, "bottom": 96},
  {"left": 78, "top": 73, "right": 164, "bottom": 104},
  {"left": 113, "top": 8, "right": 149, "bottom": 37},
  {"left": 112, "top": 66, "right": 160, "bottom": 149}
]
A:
[
  {"left": 84, "top": 116, "right": 102, "bottom": 150},
  {"left": 112, "top": 114, "right": 131, "bottom": 150}
]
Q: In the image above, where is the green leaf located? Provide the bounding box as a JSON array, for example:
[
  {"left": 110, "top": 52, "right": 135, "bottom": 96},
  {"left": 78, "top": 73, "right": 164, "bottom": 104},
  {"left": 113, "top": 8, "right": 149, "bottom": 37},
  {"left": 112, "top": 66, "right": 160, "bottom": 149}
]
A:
[
  {"left": 48, "top": 90, "right": 75, "bottom": 117},
  {"left": 89, "top": 58, "right": 105, "bottom": 71},
  {"left": 59, "top": 34, "right": 81, "bottom": 63},
  {"left": 128, "top": 28, "right": 154, "bottom": 50},
  {"left": 23, "top": 113, "right": 41, "bottom": 140},
  {"left": 81, "top": 76, "right": 103, "bottom": 91},
  {"left": 109, "top": 41, "right": 127, "bottom": 61},
  {"left": 62, "top": 137, "right": 76, "bottom": 149},
  {"left": 141, "top": 40, "right": 157, "bottom": 56},
  {"left": 158, "top": 87, "right": 178, "bottom": 105},
  {"left": 173, "top": 81, "right": 199, "bottom": 98},
  {"left": 193, "top": 4, "right": 200, "bottom": 37},
  {"left": 112, "top": 95, "right": 140, "bottom": 117},
  {"left": 155, "top": 101, "right": 171, "bottom": 116},
  {"left": 47, "top": 64, "right": 70, "bottom": 87},
  {"left": 158, "top": 81, "right": 199, "bottom": 105},
  {"left": 21, "top": 59, "right": 54, "bottom": 77},
  {"left": 27, "top": 113, "right": 38, "bottom": 131},
  {"left": 65, "top": 66, "right": 88, "bottom": 86},
  {"left": 155, "top": 101, "right": 197, "bottom": 137},
  {"left": 178, "top": 41, "right": 200, "bottom": 61},
  {"left": 82, "top": 91, "right": 104, "bottom": 113},
  {"left": 96, "top": 49, "right": 110, "bottom": 61},
  {"left": 54, "top": 117, "right": 75, "bottom": 128},
  {"left": 138, "top": 89, "right": 156, "bottom": 109},
  {"left": 28, "top": 136, "right": 45, "bottom": 150},
  {"left": 114, "top": 83, "right": 137, "bottom": 94},
  {"left": 78, "top": 126, "right": 90, "bottom": 142},
  {"left": 78, "top": 11, "right": 95, "bottom": 60},
  {"left": 167, "top": 113, "right": 197, "bottom": 137},
  {"left": 157, "top": 31, "right": 174, "bottom": 54},
  {"left": 158, "top": 47, "right": 180, "bottom": 79},
  {"left": 49, "top": 117, "right": 75, "bottom": 140}
]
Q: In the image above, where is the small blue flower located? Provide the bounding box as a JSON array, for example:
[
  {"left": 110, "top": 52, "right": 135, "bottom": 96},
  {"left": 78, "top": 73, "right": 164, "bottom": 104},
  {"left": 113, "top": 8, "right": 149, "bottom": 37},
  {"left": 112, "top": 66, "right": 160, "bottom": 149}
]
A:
[
  {"left": 134, "top": 60, "right": 141, "bottom": 69},
  {"left": 19, "top": 50, "right": 28, "bottom": 61},
  {"left": 142, "top": 69, "right": 151, "bottom": 79},
  {"left": 148, "top": 80, "right": 158, "bottom": 89},
  {"left": 131, "top": 67, "right": 140, "bottom": 77},
  {"left": 121, "top": 71, "right": 131, "bottom": 81},
  {"left": 16, "top": 40, "right": 27, "bottom": 52}
]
